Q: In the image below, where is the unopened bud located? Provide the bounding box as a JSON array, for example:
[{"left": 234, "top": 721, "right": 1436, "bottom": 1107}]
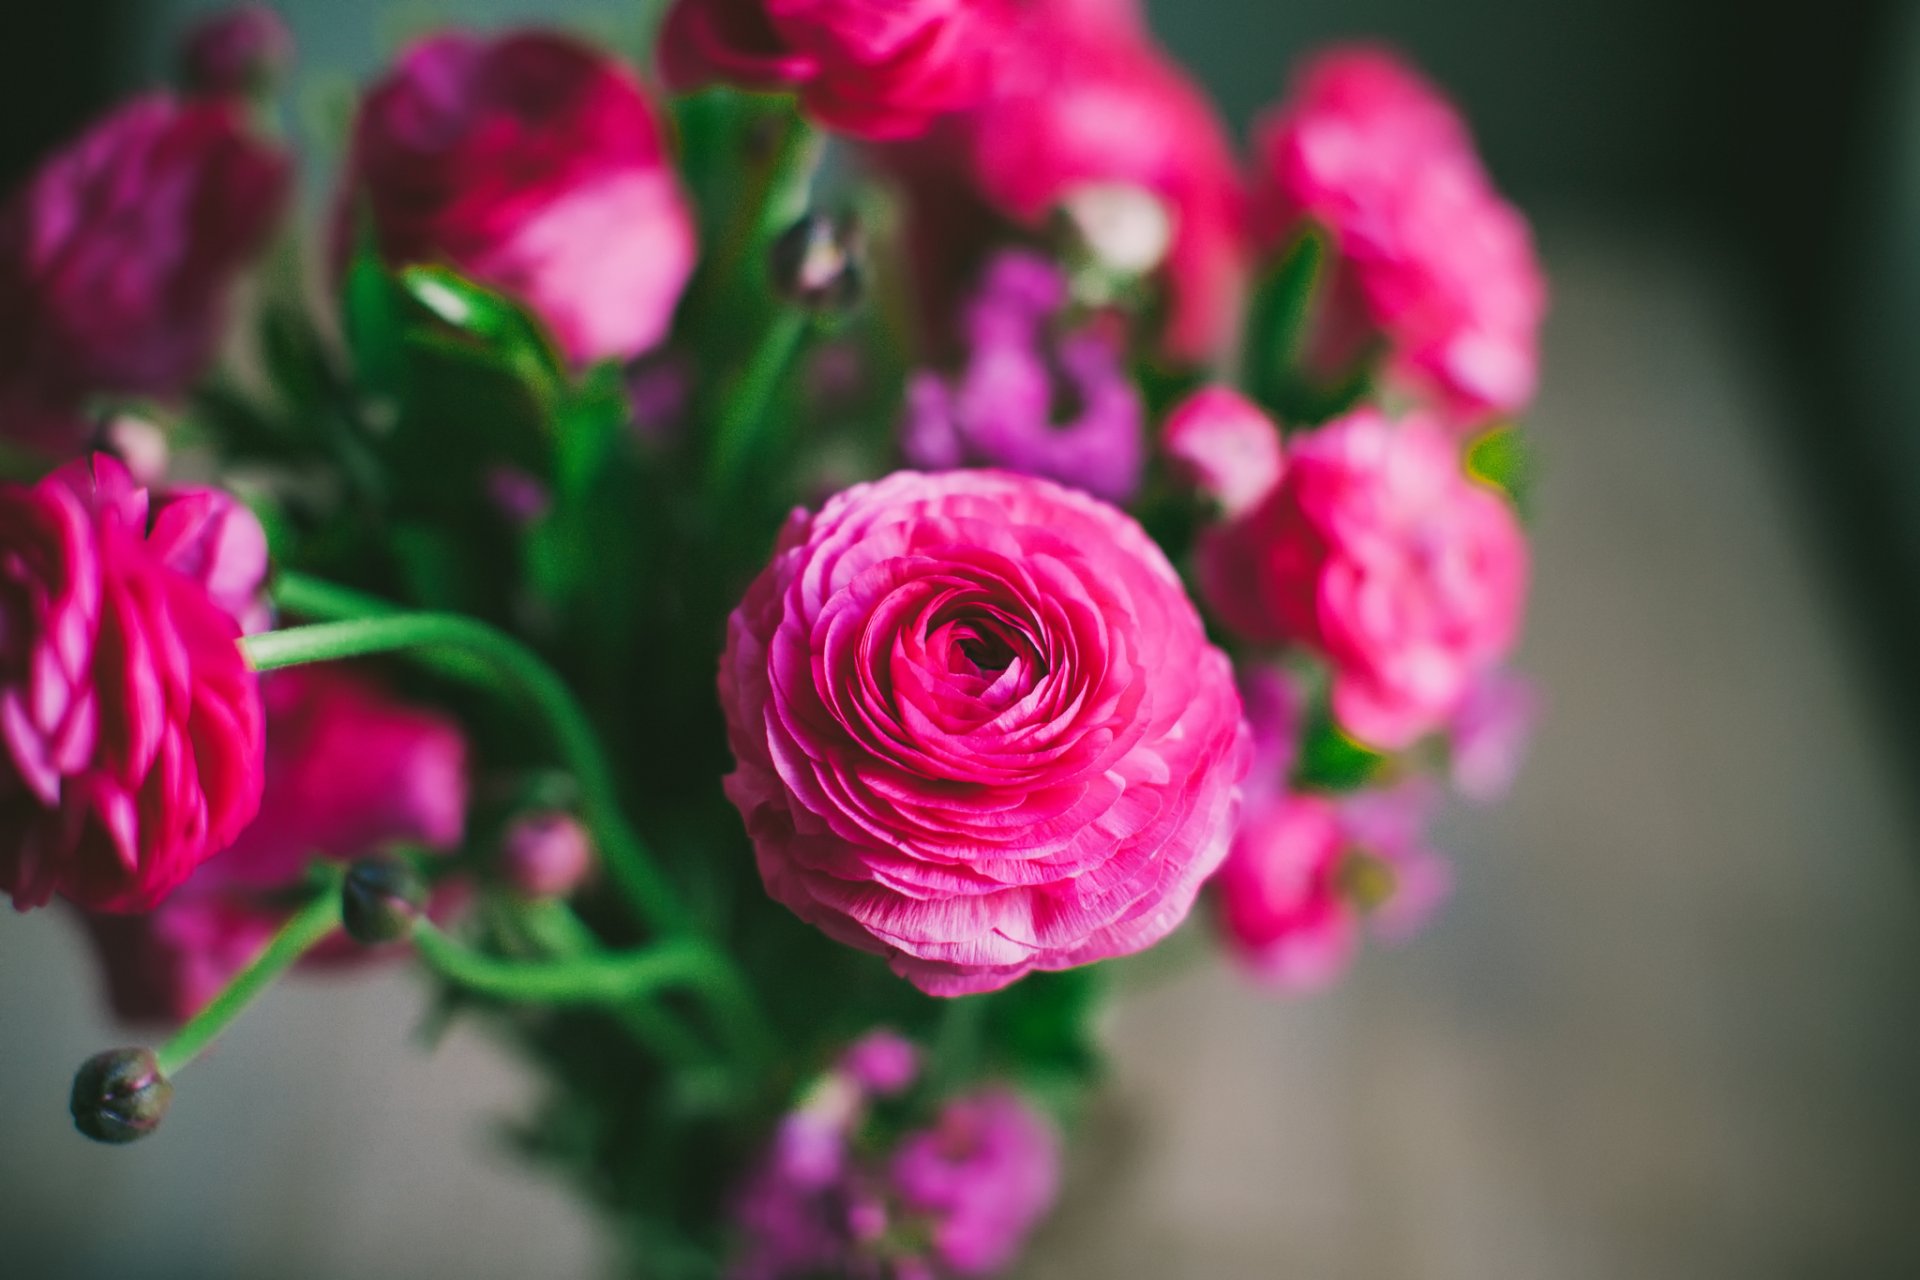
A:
[
  {"left": 770, "top": 212, "right": 864, "bottom": 313},
  {"left": 71, "top": 1048, "right": 172, "bottom": 1145},
  {"left": 179, "top": 4, "right": 295, "bottom": 99},
  {"left": 341, "top": 857, "right": 426, "bottom": 944},
  {"left": 501, "top": 811, "right": 594, "bottom": 900}
]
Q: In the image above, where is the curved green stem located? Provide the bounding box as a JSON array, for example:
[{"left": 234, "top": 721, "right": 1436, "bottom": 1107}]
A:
[
  {"left": 157, "top": 871, "right": 343, "bottom": 1077},
  {"left": 706, "top": 308, "right": 809, "bottom": 495},
  {"left": 413, "top": 922, "right": 715, "bottom": 1006},
  {"left": 244, "top": 609, "right": 680, "bottom": 938},
  {"left": 514, "top": 902, "right": 714, "bottom": 1069}
]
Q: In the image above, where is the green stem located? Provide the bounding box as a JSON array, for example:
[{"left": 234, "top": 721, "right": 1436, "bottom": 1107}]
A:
[
  {"left": 706, "top": 308, "right": 809, "bottom": 494},
  {"left": 244, "top": 609, "right": 680, "bottom": 938},
  {"left": 515, "top": 902, "right": 714, "bottom": 1069},
  {"left": 413, "top": 922, "right": 718, "bottom": 1005},
  {"left": 157, "top": 873, "right": 343, "bottom": 1077}
]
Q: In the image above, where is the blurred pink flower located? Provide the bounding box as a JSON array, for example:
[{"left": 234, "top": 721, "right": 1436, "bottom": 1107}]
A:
[
  {"left": 0, "top": 455, "right": 265, "bottom": 913},
  {"left": 179, "top": 5, "right": 295, "bottom": 98},
  {"left": 1253, "top": 45, "right": 1545, "bottom": 426},
  {"left": 1448, "top": 668, "right": 1538, "bottom": 804},
  {"left": 719, "top": 470, "right": 1248, "bottom": 996},
  {"left": 344, "top": 30, "right": 695, "bottom": 366},
  {"left": 837, "top": 1028, "right": 921, "bottom": 1096},
  {"left": 890, "top": 1088, "right": 1061, "bottom": 1274},
  {"left": 0, "top": 97, "right": 289, "bottom": 452},
  {"left": 1161, "top": 386, "right": 1283, "bottom": 518},
  {"left": 1200, "top": 408, "right": 1528, "bottom": 749},
  {"left": 81, "top": 664, "right": 470, "bottom": 1021},
  {"left": 500, "top": 810, "right": 593, "bottom": 899},
  {"left": 882, "top": 0, "right": 1246, "bottom": 363},
  {"left": 1237, "top": 661, "right": 1306, "bottom": 810},
  {"left": 1212, "top": 783, "right": 1448, "bottom": 992},
  {"left": 659, "top": 0, "right": 1012, "bottom": 139}
]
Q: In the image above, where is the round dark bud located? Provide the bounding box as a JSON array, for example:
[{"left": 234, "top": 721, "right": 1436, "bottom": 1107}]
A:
[
  {"left": 770, "top": 212, "right": 865, "bottom": 313},
  {"left": 71, "top": 1048, "right": 172, "bottom": 1145},
  {"left": 341, "top": 856, "right": 427, "bottom": 945}
]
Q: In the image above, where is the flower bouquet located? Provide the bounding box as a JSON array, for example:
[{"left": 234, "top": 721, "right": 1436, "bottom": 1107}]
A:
[{"left": 5, "top": 3, "right": 1544, "bottom": 1275}]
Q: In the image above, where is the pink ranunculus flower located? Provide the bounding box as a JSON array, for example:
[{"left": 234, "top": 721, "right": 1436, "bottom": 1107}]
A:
[
  {"left": 883, "top": 0, "right": 1246, "bottom": 364},
  {"left": 1200, "top": 408, "right": 1527, "bottom": 750},
  {"left": 1212, "top": 783, "right": 1448, "bottom": 993},
  {"left": 0, "top": 455, "right": 265, "bottom": 913},
  {"left": 659, "top": 0, "right": 1012, "bottom": 140},
  {"left": 0, "top": 97, "right": 290, "bottom": 452},
  {"left": 1253, "top": 45, "right": 1546, "bottom": 427},
  {"left": 890, "top": 1088, "right": 1062, "bottom": 1275},
  {"left": 344, "top": 30, "right": 697, "bottom": 366},
  {"left": 79, "top": 664, "right": 470, "bottom": 1021},
  {"left": 719, "top": 470, "right": 1249, "bottom": 996},
  {"left": 1161, "top": 386, "right": 1284, "bottom": 518}
]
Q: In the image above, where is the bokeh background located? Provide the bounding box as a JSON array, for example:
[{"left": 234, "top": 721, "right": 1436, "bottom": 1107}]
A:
[{"left": 5, "top": 1, "right": 1920, "bottom": 1276}]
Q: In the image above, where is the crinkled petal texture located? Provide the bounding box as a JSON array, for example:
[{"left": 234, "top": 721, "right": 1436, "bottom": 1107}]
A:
[
  {"left": 344, "top": 30, "right": 696, "bottom": 366},
  {"left": 1200, "top": 409, "right": 1527, "bottom": 749},
  {"left": 1253, "top": 44, "right": 1545, "bottom": 426},
  {"left": 81, "top": 664, "right": 470, "bottom": 1021},
  {"left": 721, "top": 470, "right": 1249, "bottom": 995},
  {"left": 0, "top": 95, "right": 289, "bottom": 451},
  {"left": 660, "top": 0, "right": 1012, "bottom": 139},
  {"left": 0, "top": 456, "right": 264, "bottom": 914}
]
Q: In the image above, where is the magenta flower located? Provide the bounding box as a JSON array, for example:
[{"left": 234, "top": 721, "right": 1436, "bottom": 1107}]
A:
[
  {"left": 81, "top": 664, "right": 470, "bottom": 1021},
  {"left": 901, "top": 251, "right": 1145, "bottom": 504},
  {"left": 1200, "top": 408, "right": 1528, "bottom": 749},
  {"left": 343, "top": 30, "right": 696, "bottom": 367},
  {"left": 720, "top": 470, "right": 1248, "bottom": 996},
  {"left": 890, "top": 1089, "right": 1061, "bottom": 1275},
  {"left": 884, "top": 0, "right": 1246, "bottom": 362},
  {"left": 1253, "top": 45, "right": 1546, "bottom": 427},
  {"left": 659, "top": 0, "right": 1013, "bottom": 139},
  {"left": 1212, "top": 784, "right": 1448, "bottom": 993},
  {"left": 179, "top": 5, "right": 295, "bottom": 98},
  {"left": 500, "top": 810, "right": 593, "bottom": 900},
  {"left": 1160, "top": 385, "right": 1283, "bottom": 518},
  {"left": 0, "top": 97, "right": 289, "bottom": 452},
  {"left": 729, "top": 1078, "right": 1059, "bottom": 1279},
  {"left": 838, "top": 1028, "right": 922, "bottom": 1097},
  {"left": 0, "top": 455, "right": 265, "bottom": 913}
]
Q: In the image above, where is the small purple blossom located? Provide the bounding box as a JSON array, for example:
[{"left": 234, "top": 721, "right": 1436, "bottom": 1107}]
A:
[
  {"left": 1448, "top": 669, "right": 1539, "bottom": 804},
  {"left": 839, "top": 1030, "right": 922, "bottom": 1098},
  {"left": 891, "top": 1089, "right": 1062, "bottom": 1276},
  {"left": 901, "top": 250, "right": 1144, "bottom": 503}
]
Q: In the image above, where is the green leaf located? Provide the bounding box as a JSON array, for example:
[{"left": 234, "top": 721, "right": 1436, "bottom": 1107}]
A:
[
  {"left": 1466, "top": 423, "right": 1535, "bottom": 517},
  {"left": 1244, "top": 225, "right": 1326, "bottom": 413},
  {"left": 1294, "top": 700, "right": 1390, "bottom": 792}
]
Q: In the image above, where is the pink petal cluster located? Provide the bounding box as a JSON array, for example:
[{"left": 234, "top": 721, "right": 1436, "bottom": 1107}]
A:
[
  {"left": 1212, "top": 784, "right": 1448, "bottom": 993},
  {"left": 344, "top": 30, "right": 696, "bottom": 366},
  {"left": 1200, "top": 408, "right": 1527, "bottom": 749},
  {"left": 720, "top": 470, "right": 1248, "bottom": 996},
  {"left": 1160, "top": 385, "right": 1283, "bottom": 518},
  {"left": 883, "top": 0, "right": 1246, "bottom": 363},
  {"left": 0, "top": 97, "right": 290, "bottom": 452},
  {"left": 81, "top": 664, "right": 470, "bottom": 1021},
  {"left": 1253, "top": 45, "right": 1545, "bottom": 426},
  {"left": 730, "top": 1044, "right": 1060, "bottom": 1280},
  {"left": 660, "top": 0, "right": 1012, "bottom": 139},
  {"left": 0, "top": 456, "right": 265, "bottom": 913}
]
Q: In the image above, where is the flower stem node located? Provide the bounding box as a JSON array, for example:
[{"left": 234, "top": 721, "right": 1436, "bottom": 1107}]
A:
[
  {"left": 770, "top": 211, "right": 865, "bottom": 314},
  {"left": 70, "top": 1048, "right": 172, "bottom": 1145},
  {"left": 341, "top": 856, "right": 427, "bottom": 945}
]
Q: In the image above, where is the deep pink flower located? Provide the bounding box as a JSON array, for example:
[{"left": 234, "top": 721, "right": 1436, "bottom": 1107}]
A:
[
  {"left": 344, "top": 30, "right": 696, "bottom": 366},
  {"left": 659, "top": 0, "right": 1012, "bottom": 139},
  {"left": 1253, "top": 45, "right": 1545, "bottom": 426},
  {"left": 0, "top": 455, "right": 265, "bottom": 913},
  {"left": 891, "top": 1088, "right": 1061, "bottom": 1274},
  {"left": 179, "top": 5, "right": 295, "bottom": 98},
  {"left": 883, "top": 0, "right": 1246, "bottom": 363},
  {"left": 720, "top": 470, "right": 1248, "bottom": 996},
  {"left": 0, "top": 97, "right": 290, "bottom": 452},
  {"left": 1161, "top": 386, "right": 1283, "bottom": 518},
  {"left": 1200, "top": 408, "right": 1527, "bottom": 749},
  {"left": 1212, "top": 784, "right": 1447, "bottom": 992},
  {"left": 81, "top": 664, "right": 470, "bottom": 1021}
]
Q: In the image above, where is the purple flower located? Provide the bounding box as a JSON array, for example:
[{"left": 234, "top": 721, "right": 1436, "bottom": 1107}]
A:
[
  {"left": 1448, "top": 669, "right": 1538, "bottom": 803},
  {"left": 839, "top": 1030, "right": 922, "bottom": 1098},
  {"left": 891, "top": 1089, "right": 1062, "bottom": 1275},
  {"left": 901, "top": 251, "right": 1145, "bottom": 504}
]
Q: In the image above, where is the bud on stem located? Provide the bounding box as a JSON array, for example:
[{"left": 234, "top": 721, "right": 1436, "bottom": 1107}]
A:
[
  {"left": 342, "top": 857, "right": 427, "bottom": 944},
  {"left": 71, "top": 1048, "right": 172, "bottom": 1144}
]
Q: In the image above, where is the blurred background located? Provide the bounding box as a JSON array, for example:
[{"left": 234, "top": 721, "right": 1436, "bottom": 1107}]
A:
[{"left": 5, "top": 0, "right": 1920, "bottom": 1276}]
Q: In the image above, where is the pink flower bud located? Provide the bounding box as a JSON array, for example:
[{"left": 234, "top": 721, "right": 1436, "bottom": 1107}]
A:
[
  {"left": 500, "top": 811, "right": 594, "bottom": 900},
  {"left": 837, "top": 1029, "right": 920, "bottom": 1097},
  {"left": 1162, "top": 386, "right": 1283, "bottom": 517}
]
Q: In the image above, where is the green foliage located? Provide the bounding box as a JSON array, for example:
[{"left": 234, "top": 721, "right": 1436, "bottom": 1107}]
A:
[
  {"left": 1243, "top": 224, "right": 1378, "bottom": 427},
  {"left": 1467, "top": 423, "right": 1536, "bottom": 517}
]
